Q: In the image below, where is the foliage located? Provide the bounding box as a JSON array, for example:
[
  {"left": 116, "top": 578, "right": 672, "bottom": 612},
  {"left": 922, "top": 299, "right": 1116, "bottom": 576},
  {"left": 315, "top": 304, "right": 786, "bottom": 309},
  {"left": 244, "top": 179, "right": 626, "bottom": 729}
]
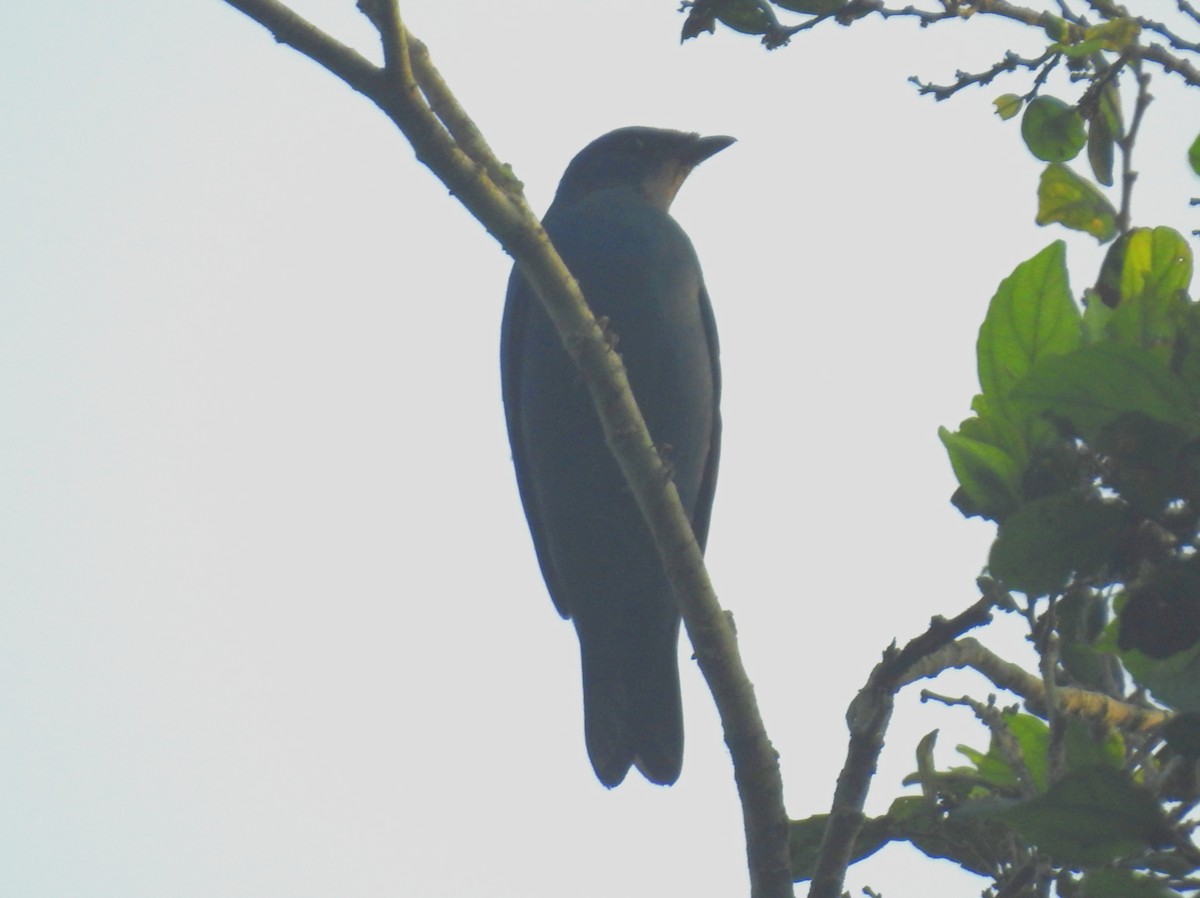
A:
[{"left": 684, "top": 1, "right": 1200, "bottom": 895}]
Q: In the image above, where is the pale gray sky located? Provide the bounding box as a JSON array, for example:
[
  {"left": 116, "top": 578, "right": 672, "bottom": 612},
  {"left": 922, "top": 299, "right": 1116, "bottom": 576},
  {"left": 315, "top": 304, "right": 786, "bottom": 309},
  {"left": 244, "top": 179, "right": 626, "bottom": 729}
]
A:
[{"left": 3, "top": 3, "right": 1197, "bottom": 897}]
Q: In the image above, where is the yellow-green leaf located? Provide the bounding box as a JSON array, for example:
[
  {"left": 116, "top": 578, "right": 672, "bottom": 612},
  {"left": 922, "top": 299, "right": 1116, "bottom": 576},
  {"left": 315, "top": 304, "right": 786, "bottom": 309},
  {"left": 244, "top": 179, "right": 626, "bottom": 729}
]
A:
[
  {"left": 994, "top": 94, "right": 1022, "bottom": 121},
  {"left": 1084, "top": 18, "right": 1141, "bottom": 52},
  {"left": 1036, "top": 163, "right": 1118, "bottom": 242}
]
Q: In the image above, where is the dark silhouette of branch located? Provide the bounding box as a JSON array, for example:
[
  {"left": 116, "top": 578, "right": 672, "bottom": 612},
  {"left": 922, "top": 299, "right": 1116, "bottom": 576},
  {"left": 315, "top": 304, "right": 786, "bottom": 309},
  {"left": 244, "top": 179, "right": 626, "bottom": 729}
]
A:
[
  {"left": 1118, "top": 61, "right": 1154, "bottom": 232},
  {"left": 690, "top": 0, "right": 1200, "bottom": 88},
  {"left": 910, "top": 50, "right": 1058, "bottom": 101},
  {"left": 217, "top": 2, "right": 791, "bottom": 895},
  {"left": 808, "top": 587, "right": 999, "bottom": 898}
]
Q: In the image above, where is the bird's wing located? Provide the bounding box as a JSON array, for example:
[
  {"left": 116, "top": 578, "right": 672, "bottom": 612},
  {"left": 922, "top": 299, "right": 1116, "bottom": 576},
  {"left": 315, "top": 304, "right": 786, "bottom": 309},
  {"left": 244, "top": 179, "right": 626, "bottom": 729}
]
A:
[
  {"left": 691, "top": 282, "right": 722, "bottom": 552},
  {"left": 499, "top": 268, "right": 571, "bottom": 619}
]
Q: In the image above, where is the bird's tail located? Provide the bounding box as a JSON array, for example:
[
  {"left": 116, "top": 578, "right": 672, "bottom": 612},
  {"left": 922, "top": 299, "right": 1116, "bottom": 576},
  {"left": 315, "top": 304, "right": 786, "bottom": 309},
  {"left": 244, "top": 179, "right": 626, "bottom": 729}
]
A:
[{"left": 579, "top": 618, "right": 683, "bottom": 788}]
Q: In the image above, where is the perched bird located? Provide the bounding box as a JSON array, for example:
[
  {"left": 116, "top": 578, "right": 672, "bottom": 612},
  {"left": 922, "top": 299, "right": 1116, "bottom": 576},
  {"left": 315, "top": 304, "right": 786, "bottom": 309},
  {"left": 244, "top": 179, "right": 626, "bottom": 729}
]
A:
[{"left": 500, "top": 127, "right": 730, "bottom": 787}]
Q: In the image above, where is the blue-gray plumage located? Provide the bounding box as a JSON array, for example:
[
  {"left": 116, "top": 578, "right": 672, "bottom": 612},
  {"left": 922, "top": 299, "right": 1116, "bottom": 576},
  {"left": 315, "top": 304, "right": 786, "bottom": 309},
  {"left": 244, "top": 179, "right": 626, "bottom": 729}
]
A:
[{"left": 501, "top": 127, "right": 730, "bottom": 787}]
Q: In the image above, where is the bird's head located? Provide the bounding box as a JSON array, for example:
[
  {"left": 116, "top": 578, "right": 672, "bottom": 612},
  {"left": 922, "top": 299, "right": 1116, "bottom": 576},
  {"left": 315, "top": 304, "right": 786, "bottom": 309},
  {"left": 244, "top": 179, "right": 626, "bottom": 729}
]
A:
[{"left": 550, "top": 127, "right": 735, "bottom": 213}]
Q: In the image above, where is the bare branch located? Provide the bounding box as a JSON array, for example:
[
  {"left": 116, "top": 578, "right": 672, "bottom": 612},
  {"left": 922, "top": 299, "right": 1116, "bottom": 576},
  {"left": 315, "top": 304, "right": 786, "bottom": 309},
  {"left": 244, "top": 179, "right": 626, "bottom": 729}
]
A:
[
  {"left": 694, "top": 0, "right": 1200, "bottom": 88},
  {"left": 1138, "top": 40, "right": 1200, "bottom": 87},
  {"left": 1136, "top": 14, "right": 1200, "bottom": 55},
  {"left": 1117, "top": 61, "right": 1154, "bottom": 232},
  {"left": 910, "top": 49, "right": 1057, "bottom": 100},
  {"left": 220, "top": 0, "right": 380, "bottom": 96}
]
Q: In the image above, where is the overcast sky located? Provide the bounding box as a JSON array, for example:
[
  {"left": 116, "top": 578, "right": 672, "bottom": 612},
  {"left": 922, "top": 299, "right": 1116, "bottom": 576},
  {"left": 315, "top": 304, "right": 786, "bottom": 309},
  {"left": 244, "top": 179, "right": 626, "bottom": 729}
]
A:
[{"left": 3, "top": 3, "right": 1198, "bottom": 897}]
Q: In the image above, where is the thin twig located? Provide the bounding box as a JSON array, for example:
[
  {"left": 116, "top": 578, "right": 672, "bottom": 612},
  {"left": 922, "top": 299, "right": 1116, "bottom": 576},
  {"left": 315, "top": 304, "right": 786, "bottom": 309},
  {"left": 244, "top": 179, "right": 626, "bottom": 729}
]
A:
[
  {"left": 690, "top": 0, "right": 1200, "bottom": 88},
  {"left": 1137, "top": 15, "right": 1200, "bottom": 55},
  {"left": 1117, "top": 60, "right": 1154, "bottom": 232},
  {"left": 1056, "top": 0, "right": 1087, "bottom": 25},
  {"left": 910, "top": 49, "right": 1057, "bottom": 100},
  {"left": 1033, "top": 599, "right": 1067, "bottom": 784}
]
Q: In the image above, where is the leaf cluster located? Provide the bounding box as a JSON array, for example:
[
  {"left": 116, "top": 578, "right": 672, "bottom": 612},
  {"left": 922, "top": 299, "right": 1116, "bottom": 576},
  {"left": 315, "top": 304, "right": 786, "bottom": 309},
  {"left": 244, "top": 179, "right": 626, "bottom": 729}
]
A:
[
  {"left": 922, "top": 217, "right": 1200, "bottom": 894},
  {"left": 715, "top": 4, "right": 1200, "bottom": 893},
  {"left": 791, "top": 714, "right": 1182, "bottom": 886},
  {"left": 941, "top": 230, "right": 1199, "bottom": 657}
]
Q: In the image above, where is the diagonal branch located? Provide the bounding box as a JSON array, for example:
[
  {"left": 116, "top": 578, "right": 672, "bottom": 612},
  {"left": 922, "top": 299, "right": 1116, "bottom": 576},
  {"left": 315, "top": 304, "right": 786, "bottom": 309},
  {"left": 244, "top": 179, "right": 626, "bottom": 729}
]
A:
[
  {"left": 220, "top": 0, "right": 380, "bottom": 95},
  {"left": 218, "top": 2, "right": 791, "bottom": 896}
]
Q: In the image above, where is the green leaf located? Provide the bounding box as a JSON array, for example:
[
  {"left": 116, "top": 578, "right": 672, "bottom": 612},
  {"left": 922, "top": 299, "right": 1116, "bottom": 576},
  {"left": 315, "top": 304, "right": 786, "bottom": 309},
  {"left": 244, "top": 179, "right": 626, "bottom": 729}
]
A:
[
  {"left": 1079, "top": 869, "right": 1178, "bottom": 898},
  {"left": 1036, "top": 163, "right": 1119, "bottom": 242},
  {"left": 1107, "top": 227, "right": 1194, "bottom": 357},
  {"left": 1022, "top": 96, "right": 1087, "bottom": 163},
  {"left": 1042, "top": 15, "right": 1069, "bottom": 42},
  {"left": 1050, "top": 37, "right": 1108, "bottom": 59},
  {"left": 1081, "top": 289, "right": 1116, "bottom": 343},
  {"left": 1051, "top": 19, "right": 1141, "bottom": 58},
  {"left": 955, "top": 712, "right": 1056, "bottom": 792},
  {"left": 1058, "top": 582, "right": 1110, "bottom": 642},
  {"left": 1063, "top": 718, "right": 1124, "bottom": 772},
  {"left": 956, "top": 744, "right": 1018, "bottom": 791},
  {"left": 1058, "top": 590, "right": 1124, "bottom": 690},
  {"left": 1190, "top": 132, "right": 1200, "bottom": 177},
  {"left": 989, "top": 492, "right": 1127, "bottom": 596},
  {"left": 787, "top": 813, "right": 892, "bottom": 882},
  {"left": 1084, "top": 18, "right": 1141, "bottom": 52},
  {"left": 887, "top": 795, "right": 1011, "bottom": 877},
  {"left": 1121, "top": 227, "right": 1194, "bottom": 301},
  {"left": 1094, "top": 231, "right": 1133, "bottom": 309},
  {"left": 977, "top": 241, "right": 1079, "bottom": 407},
  {"left": 1118, "top": 556, "right": 1200, "bottom": 659},
  {"left": 1179, "top": 303, "right": 1200, "bottom": 401},
  {"left": 1086, "top": 85, "right": 1121, "bottom": 187},
  {"left": 1010, "top": 343, "right": 1199, "bottom": 440},
  {"left": 939, "top": 424, "right": 1023, "bottom": 521},
  {"left": 1095, "top": 412, "right": 1194, "bottom": 515},
  {"left": 994, "top": 93, "right": 1022, "bottom": 120},
  {"left": 1119, "top": 639, "right": 1200, "bottom": 712},
  {"left": 992, "top": 766, "right": 1170, "bottom": 866}
]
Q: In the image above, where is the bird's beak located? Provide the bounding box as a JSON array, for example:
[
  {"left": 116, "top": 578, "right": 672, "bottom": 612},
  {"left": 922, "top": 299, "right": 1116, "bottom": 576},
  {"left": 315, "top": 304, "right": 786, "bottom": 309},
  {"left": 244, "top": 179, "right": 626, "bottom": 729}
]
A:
[{"left": 684, "top": 134, "right": 736, "bottom": 166}]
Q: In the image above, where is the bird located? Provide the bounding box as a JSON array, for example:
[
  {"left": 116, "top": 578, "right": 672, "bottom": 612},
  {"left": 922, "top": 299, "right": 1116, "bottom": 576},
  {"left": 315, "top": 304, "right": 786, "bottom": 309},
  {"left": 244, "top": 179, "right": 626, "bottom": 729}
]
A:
[{"left": 500, "top": 126, "right": 730, "bottom": 787}]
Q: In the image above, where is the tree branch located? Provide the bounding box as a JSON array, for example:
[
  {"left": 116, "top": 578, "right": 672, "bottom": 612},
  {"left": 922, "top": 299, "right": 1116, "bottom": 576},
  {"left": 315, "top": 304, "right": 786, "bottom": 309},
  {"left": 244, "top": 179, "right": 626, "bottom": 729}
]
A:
[
  {"left": 808, "top": 587, "right": 999, "bottom": 898},
  {"left": 696, "top": 0, "right": 1200, "bottom": 89},
  {"left": 219, "top": 2, "right": 791, "bottom": 895},
  {"left": 220, "top": 0, "right": 381, "bottom": 96},
  {"left": 1117, "top": 61, "right": 1154, "bottom": 232},
  {"left": 909, "top": 49, "right": 1057, "bottom": 101},
  {"left": 903, "top": 636, "right": 1171, "bottom": 732}
]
